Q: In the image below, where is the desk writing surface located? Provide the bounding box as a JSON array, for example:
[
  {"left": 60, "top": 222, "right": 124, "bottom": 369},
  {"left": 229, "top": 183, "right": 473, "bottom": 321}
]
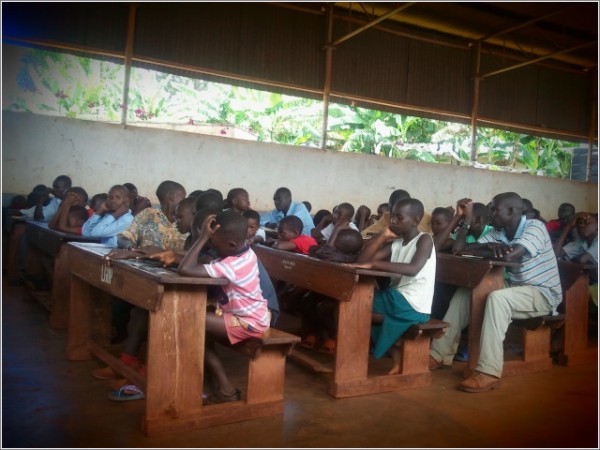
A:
[{"left": 68, "top": 242, "right": 228, "bottom": 286}]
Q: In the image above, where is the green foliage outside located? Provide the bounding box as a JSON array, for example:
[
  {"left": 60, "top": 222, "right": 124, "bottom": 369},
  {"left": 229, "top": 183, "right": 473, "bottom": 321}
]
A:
[{"left": 6, "top": 47, "right": 581, "bottom": 179}]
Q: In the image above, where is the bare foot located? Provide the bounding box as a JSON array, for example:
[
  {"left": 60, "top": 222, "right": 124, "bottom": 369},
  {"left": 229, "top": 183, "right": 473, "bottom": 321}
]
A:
[{"left": 388, "top": 364, "right": 401, "bottom": 375}]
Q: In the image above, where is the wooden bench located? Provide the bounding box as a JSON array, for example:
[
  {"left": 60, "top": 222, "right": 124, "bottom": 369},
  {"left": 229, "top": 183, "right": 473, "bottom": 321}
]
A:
[
  {"left": 219, "top": 328, "right": 300, "bottom": 405},
  {"left": 503, "top": 314, "right": 565, "bottom": 377},
  {"left": 393, "top": 319, "right": 449, "bottom": 375}
]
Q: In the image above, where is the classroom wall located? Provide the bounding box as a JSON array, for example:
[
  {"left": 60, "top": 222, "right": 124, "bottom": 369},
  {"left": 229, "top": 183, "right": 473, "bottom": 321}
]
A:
[{"left": 2, "top": 111, "right": 597, "bottom": 222}]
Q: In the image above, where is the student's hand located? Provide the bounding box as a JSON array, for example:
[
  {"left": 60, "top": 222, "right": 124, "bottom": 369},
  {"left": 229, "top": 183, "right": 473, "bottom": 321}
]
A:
[
  {"left": 105, "top": 248, "right": 145, "bottom": 261},
  {"left": 95, "top": 201, "right": 110, "bottom": 216},
  {"left": 201, "top": 214, "right": 219, "bottom": 237},
  {"left": 456, "top": 198, "right": 473, "bottom": 218},
  {"left": 484, "top": 243, "right": 514, "bottom": 259},
  {"left": 318, "top": 214, "right": 333, "bottom": 228},
  {"left": 149, "top": 249, "right": 176, "bottom": 267},
  {"left": 570, "top": 212, "right": 592, "bottom": 229},
  {"left": 112, "top": 204, "right": 129, "bottom": 218}
]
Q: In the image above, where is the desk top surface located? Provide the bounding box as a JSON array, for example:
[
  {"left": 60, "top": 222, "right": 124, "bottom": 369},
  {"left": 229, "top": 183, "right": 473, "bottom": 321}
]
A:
[
  {"left": 68, "top": 242, "right": 227, "bottom": 286},
  {"left": 252, "top": 244, "right": 401, "bottom": 278},
  {"left": 26, "top": 219, "right": 102, "bottom": 242}
]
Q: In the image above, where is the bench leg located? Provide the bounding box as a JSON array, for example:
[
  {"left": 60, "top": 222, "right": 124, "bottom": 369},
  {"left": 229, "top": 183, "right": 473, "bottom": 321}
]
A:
[
  {"left": 246, "top": 346, "right": 287, "bottom": 404},
  {"left": 399, "top": 335, "right": 431, "bottom": 375}
]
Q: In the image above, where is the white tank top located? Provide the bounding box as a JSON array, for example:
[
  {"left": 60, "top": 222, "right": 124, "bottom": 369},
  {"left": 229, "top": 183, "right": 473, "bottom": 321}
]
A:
[{"left": 388, "top": 232, "right": 436, "bottom": 314}]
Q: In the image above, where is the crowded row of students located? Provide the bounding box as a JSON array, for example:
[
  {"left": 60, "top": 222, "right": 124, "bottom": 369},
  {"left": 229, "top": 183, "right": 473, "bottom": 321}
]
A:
[{"left": 9, "top": 174, "right": 598, "bottom": 401}]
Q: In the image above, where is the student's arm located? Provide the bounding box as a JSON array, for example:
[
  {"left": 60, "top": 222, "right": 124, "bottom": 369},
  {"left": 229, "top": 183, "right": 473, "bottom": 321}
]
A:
[
  {"left": 48, "top": 200, "right": 68, "bottom": 229},
  {"left": 33, "top": 188, "right": 53, "bottom": 221},
  {"left": 553, "top": 212, "right": 587, "bottom": 256},
  {"left": 52, "top": 195, "right": 75, "bottom": 232},
  {"left": 311, "top": 214, "right": 333, "bottom": 243},
  {"left": 368, "top": 234, "right": 433, "bottom": 276},
  {"left": 272, "top": 240, "right": 298, "bottom": 251},
  {"left": 177, "top": 214, "right": 217, "bottom": 277},
  {"left": 86, "top": 211, "right": 133, "bottom": 238},
  {"left": 356, "top": 227, "right": 395, "bottom": 264},
  {"left": 450, "top": 198, "right": 473, "bottom": 254}
]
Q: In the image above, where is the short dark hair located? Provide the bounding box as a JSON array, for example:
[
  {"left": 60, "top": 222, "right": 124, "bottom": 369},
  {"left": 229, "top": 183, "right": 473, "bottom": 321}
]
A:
[
  {"left": 123, "top": 182, "right": 137, "bottom": 193},
  {"left": 494, "top": 192, "right": 523, "bottom": 213},
  {"left": 155, "top": 181, "right": 185, "bottom": 202},
  {"left": 431, "top": 207, "right": 453, "bottom": 222},
  {"left": 302, "top": 201, "right": 312, "bottom": 213},
  {"left": 335, "top": 229, "right": 364, "bottom": 256},
  {"left": 313, "top": 209, "right": 331, "bottom": 227},
  {"left": 472, "top": 202, "right": 489, "bottom": 221},
  {"left": 279, "top": 215, "right": 303, "bottom": 235},
  {"left": 215, "top": 209, "right": 248, "bottom": 244},
  {"left": 394, "top": 198, "right": 424, "bottom": 221},
  {"left": 192, "top": 206, "right": 222, "bottom": 231},
  {"left": 55, "top": 175, "right": 72, "bottom": 187},
  {"left": 188, "top": 190, "right": 204, "bottom": 198},
  {"left": 275, "top": 187, "right": 292, "bottom": 199},
  {"left": 176, "top": 196, "right": 197, "bottom": 214},
  {"left": 195, "top": 191, "right": 224, "bottom": 212},
  {"left": 91, "top": 193, "right": 108, "bottom": 207},
  {"left": 336, "top": 202, "right": 355, "bottom": 219},
  {"left": 388, "top": 189, "right": 410, "bottom": 209},
  {"left": 68, "top": 205, "right": 89, "bottom": 224},
  {"left": 242, "top": 208, "right": 261, "bottom": 222}
]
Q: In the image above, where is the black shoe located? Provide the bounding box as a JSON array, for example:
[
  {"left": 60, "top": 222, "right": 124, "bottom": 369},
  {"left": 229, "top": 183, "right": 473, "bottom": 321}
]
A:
[{"left": 206, "top": 388, "right": 241, "bottom": 404}]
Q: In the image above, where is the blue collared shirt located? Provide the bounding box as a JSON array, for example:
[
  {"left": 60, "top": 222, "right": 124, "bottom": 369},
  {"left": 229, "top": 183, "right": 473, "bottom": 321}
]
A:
[
  {"left": 82, "top": 211, "right": 134, "bottom": 248},
  {"left": 19, "top": 197, "right": 61, "bottom": 222},
  {"left": 260, "top": 201, "right": 314, "bottom": 236}
]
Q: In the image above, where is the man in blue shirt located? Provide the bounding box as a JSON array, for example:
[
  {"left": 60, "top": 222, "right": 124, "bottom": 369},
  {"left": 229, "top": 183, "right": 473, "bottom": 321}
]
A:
[{"left": 261, "top": 187, "right": 314, "bottom": 236}]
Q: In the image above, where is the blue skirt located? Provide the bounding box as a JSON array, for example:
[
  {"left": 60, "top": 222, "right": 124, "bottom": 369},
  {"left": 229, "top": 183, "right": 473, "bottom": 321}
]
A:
[{"left": 371, "top": 289, "right": 430, "bottom": 359}]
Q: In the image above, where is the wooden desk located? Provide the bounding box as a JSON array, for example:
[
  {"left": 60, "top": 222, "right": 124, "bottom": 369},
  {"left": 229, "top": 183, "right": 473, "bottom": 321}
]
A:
[
  {"left": 67, "top": 242, "right": 293, "bottom": 437},
  {"left": 556, "top": 260, "right": 597, "bottom": 366},
  {"left": 435, "top": 254, "right": 521, "bottom": 373},
  {"left": 254, "top": 244, "right": 432, "bottom": 398},
  {"left": 25, "top": 220, "right": 101, "bottom": 329}
]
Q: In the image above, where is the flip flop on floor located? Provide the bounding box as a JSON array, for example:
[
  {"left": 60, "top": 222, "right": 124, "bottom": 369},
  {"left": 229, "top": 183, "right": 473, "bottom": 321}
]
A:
[
  {"left": 319, "top": 338, "right": 336, "bottom": 354},
  {"left": 108, "top": 384, "right": 145, "bottom": 402}
]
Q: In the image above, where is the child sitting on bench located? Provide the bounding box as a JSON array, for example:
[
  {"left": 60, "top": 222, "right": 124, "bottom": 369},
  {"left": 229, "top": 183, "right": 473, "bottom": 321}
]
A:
[
  {"left": 178, "top": 209, "right": 271, "bottom": 404},
  {"left": 352, "top": 198, "right": 435, "bottom": 375}
]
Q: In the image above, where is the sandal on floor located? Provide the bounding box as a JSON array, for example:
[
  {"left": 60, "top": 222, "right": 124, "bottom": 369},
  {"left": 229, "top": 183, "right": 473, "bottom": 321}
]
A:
[
  {"left": 206, "top": 388, "right": 241, "bottom": 405},
  {"left": 319, "top": 338, "right": 336, "bottom": 354},
  {"left": 300, "top": 335, "right": 318, "bottom": 349},
  {"left": 108, "top": 384, "right": 145, "bottom": 402}
]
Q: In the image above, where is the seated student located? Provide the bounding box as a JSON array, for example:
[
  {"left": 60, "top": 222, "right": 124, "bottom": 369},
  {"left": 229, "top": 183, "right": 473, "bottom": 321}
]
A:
[
  {"left": 261, "top": 187, "right": 314, "bottom": 236},
  {"left": 266, "top": 215, "right": 318, "bottom": 255},
  {"left": 522, "top": 198, "right": 544, "bottom": 222},
  {"left": 361, "top": 189, "right": 411, "bottom": 238},
  {"left": 82, "top": 185, "right": 133, "bottom": 247},
  {"left": 353, "top": 205, "right": 372, "bottom": 232},
  {"left": 430, "top": 200, "right": 494, "bottom": 321},
  {"left": 195, "top": 190, "right": 224, "bottom": 213},
  {"left": 49, "top": 187, "right": 89, "bottom": 234},
  {"left": 122, "top": 183, "right": 152, "bottom": 217},
  {"left": 312, "top": 209, "right": 331, "bottom": 228},
  {"left": 430, "top": 207, "right": 454, "bottom": 253},
  {"left": 177, "top": 210, "right": 270, "bottom": 403},
  {"left": 92, "top": 181, "right": 187, "bottom": 387},
  {"left": 351, "top": 198, "right": 435, "bottom": 375},
  {"left": 299, "top": 229, "right": 365, "bottom": 352},
  {"left": 224, "top": 188, "right": 251, "bottom": 214},
  {"left": 243, "top": 208, "right": 266, "bottom": 245},
  {"left": 89, "top": 193, "right": 108, "bottom": 215},
  {"left": 430, "top": 192, "right": 562, "bottom": 393},
  {"left": 312, "top": 203, "right": 358, "bottom": 245},
  {"left": 19, "top": 175, "right": 72, "bottom": 222},
  {"left": 554, "top": 212, "right": 598, "bottom": 309},
  {"left": 546, "top": 202, "right": 577, "bottom": 244}
]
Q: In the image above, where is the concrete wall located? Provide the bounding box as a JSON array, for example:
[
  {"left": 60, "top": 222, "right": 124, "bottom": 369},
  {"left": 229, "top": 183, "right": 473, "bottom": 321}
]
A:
[{"left": 2, "top": 111, "right": 597, "bottom": 222}]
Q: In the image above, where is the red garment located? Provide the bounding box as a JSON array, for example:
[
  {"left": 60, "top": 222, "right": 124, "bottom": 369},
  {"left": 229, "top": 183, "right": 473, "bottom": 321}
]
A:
[
  {"left": 87, "top": 208, "right": 95, "bottom": 218},
  {"left": 545, "top": 220, "right": 561, "bottom": 233},
  {"left": 291, "top": 234, "right": 318, "bottom": 255}
]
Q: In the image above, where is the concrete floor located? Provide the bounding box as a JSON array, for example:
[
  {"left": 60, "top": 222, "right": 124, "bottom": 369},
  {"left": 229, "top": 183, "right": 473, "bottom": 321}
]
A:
[{"left": 2, "top": 279, "right": 599, "bottom": 448}]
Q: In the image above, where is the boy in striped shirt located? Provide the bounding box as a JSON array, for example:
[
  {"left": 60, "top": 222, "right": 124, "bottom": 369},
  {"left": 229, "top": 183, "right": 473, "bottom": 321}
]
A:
[{"left": 178, "top": 209, "right": 270, "bottom": 404}]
